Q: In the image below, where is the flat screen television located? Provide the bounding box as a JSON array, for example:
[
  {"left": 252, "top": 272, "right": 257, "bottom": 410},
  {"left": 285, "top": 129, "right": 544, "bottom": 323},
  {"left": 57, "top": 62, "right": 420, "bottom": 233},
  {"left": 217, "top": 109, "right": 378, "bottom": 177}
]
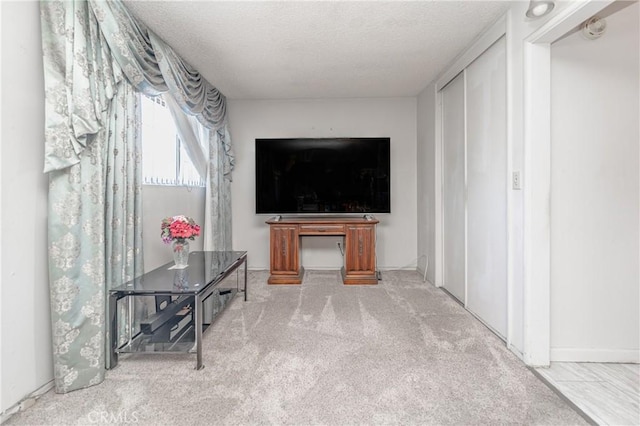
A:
[{"left": 255, "top": 137, "right": 390, "bottom": 214}]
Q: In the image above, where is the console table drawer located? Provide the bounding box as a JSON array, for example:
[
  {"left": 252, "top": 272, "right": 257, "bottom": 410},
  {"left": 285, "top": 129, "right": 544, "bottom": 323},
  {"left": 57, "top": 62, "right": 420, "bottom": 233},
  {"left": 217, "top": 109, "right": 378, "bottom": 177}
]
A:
[{"left": 298, "top": 224, "right": 346, "bottom": 235}]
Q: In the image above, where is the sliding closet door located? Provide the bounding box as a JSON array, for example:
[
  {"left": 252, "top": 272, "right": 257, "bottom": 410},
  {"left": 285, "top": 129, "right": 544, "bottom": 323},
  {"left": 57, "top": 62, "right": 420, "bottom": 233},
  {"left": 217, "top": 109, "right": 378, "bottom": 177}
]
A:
[
  {"left": 465, "top": 36, "right": 507, "bottom": 337},
  {"left": 441, "top": 73, "right": 466, "bottom": 303}
]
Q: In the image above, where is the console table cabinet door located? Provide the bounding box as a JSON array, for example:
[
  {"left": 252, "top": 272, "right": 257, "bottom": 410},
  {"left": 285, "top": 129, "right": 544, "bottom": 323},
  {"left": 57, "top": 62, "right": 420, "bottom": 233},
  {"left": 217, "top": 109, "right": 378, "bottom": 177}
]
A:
[
  {"left": 345, "top": 225, "right": 376, "bottom": 274},
  {"left": 270, "top": 225, "right": 298, "bottom": 273},
  {"left": 270, "top": 225, "right": 300, "bottom": 277}
]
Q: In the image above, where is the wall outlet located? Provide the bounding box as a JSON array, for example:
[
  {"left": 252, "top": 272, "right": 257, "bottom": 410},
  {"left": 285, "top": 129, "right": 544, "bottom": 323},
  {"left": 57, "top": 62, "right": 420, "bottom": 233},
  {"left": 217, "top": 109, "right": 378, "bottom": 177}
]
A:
[{"left": 512, "top": 171, "right": 522, "bottom": 190}]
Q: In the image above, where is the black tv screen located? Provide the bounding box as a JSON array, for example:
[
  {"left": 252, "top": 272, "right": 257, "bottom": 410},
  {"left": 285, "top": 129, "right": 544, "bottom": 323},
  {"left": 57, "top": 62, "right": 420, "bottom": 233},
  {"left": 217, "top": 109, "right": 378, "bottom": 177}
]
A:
[{"left": 256, "top": 138, "right": 390, "bottom": 214}]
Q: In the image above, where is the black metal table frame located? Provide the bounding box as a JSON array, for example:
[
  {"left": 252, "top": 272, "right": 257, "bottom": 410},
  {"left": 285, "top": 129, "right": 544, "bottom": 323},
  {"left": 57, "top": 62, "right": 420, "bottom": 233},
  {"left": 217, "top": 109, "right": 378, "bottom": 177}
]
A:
[{"left": 108, "top": 252, "right": 247, "bottom": 370}]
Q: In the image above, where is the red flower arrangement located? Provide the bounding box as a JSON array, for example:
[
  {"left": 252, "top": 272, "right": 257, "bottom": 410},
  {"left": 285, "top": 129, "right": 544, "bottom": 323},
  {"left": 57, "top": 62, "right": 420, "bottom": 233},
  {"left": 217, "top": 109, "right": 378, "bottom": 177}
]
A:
[{"left": 161, "top": 215, "right": 201, "bottom": 244}]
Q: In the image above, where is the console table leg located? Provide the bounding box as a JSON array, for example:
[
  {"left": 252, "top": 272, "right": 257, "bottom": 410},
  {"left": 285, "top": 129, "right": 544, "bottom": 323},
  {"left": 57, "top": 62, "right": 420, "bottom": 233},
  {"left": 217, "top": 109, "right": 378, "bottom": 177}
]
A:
[
  {"left": 194, "top": 295, "right": 204, "bottom": 370},
  {"left": 244, "top": 256, "right": 248, "bottom": 301},
  {"left": 107, "top": 293, "right": 119, "bottom": 369}
]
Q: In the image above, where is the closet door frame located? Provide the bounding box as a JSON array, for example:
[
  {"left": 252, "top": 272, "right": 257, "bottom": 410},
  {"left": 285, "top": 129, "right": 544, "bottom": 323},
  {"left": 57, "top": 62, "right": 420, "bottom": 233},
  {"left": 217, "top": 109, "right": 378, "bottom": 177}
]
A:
[{"left": 435, "top": 16, "right": 509, "bottom": 339}]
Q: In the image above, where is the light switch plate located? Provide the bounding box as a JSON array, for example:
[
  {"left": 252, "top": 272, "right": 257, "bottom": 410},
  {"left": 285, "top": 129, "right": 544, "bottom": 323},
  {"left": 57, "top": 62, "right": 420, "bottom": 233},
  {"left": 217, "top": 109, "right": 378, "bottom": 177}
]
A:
[{"left": 512, "top": 171, "right": 522, "bottom": 190}]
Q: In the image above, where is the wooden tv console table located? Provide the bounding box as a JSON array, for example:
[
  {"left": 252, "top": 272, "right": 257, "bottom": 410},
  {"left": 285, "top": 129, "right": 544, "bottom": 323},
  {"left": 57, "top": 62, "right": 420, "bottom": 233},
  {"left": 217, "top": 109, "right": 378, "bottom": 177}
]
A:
[{"left": 266, "top": 216, "right": 379, "bottom": 285}]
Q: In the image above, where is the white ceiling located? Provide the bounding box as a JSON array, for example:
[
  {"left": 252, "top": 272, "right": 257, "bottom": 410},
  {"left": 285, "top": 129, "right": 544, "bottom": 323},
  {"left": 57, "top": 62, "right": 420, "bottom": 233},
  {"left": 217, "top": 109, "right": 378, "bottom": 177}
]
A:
[{"left": 124, "top": 1, "right": 511, "bottom": 100}]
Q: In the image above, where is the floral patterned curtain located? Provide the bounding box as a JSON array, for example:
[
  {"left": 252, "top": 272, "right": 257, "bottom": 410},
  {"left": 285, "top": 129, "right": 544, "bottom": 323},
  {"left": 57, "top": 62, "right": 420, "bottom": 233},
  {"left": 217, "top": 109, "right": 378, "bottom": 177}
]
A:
[
  {"left": 41, "top": 0, "right": 233, "bottom": 393},
  {"left": 42, "top": 0, "right": 143, "bottom": 393}
]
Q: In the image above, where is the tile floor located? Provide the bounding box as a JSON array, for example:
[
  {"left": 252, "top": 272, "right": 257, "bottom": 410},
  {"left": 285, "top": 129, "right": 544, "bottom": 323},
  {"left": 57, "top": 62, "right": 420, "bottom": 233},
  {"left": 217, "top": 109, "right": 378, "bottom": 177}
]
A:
[{"left": 536, "top": 362, "right": 639, "bottom": 425}]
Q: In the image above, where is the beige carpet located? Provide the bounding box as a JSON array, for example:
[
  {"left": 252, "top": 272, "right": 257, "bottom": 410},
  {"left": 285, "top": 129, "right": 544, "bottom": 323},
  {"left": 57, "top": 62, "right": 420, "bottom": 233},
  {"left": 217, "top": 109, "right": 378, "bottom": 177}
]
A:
[{"left": 7, "top": 270, "right": 586, "bottom": 425}]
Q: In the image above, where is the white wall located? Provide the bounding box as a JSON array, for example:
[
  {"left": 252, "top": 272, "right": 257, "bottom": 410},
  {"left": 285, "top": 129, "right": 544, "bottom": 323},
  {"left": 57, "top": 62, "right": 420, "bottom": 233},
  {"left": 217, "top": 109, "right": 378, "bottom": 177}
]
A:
[
  {"left": 501, "top": 2, "right": 578, "bottom": 359},
  {"left": 1, "top": 0, "right": 52, "bottom": 413},
  {"left": 228, "top": 98, "right": 417, "bottom": 270},
  {"left": 416, "top": 84, "right": 437, "bottom": 284},
  {"left": 503, "top": 1, "right": 564, "bottom": 358},
  {"left": 550, "top": 2, "right": 639, "bottom": 362},
  {"left": 142, "top": 186, "right": 206, "bottom": 272}
]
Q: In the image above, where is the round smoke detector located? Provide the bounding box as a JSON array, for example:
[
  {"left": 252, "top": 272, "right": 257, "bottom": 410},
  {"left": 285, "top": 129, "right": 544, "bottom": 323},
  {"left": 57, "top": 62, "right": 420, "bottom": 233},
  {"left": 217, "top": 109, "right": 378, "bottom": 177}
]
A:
[{"left": 582, "top": 16, "right": 607, "bottom": 40}]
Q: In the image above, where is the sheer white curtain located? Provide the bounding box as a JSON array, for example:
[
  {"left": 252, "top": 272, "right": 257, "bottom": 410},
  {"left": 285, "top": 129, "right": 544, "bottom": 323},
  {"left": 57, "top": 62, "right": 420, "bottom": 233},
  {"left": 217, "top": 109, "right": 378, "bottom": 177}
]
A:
[
  {"left": 165, "top": 94, "right": 208, "bottom": 180},
  {"left": 165, "top": 90, "right": 232, "bottom": 251}
]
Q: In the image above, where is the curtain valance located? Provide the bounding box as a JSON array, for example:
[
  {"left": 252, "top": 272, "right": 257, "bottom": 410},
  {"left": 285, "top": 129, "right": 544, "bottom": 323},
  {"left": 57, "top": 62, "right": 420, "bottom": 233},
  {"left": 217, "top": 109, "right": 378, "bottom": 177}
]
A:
[
  {"left": 149, "top": 32, "right": 228, "bottom": 130},
  {"left": 43, "top": 0, "right": 232, "bottom": 173}
]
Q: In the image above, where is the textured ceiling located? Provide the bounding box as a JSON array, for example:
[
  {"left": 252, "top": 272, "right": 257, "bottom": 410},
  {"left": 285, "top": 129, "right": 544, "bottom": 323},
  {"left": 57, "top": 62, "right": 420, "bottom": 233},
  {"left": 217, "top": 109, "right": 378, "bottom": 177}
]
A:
[{"left": 124, "top": 1, "right": 511, "bottom": 100}]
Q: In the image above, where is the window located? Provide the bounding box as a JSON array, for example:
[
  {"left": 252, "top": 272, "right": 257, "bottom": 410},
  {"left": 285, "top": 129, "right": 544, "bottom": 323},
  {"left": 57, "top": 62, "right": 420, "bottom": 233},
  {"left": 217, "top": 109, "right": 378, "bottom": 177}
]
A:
[{"left": 140, "top": 95, "right": 206, "bottom": 187}]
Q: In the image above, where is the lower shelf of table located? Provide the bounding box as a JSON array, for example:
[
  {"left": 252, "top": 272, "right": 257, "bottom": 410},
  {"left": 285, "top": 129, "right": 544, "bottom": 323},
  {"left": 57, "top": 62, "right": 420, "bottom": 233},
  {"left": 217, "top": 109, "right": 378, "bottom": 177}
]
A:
[{"left": 115, "top": 289, "right": 237, "bottom": 355}]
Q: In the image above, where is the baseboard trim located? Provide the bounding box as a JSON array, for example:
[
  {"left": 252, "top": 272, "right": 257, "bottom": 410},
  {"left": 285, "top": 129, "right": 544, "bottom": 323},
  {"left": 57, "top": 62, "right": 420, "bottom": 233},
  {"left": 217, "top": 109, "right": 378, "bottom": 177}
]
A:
[
  {"left": 508, "top": 344, "right": 525, "bottom": 362},
  {"left": 550, "top": 348, "right": 640, "bottom": 363},
  {"left": 0, "top": 380, "right": 54, "bottom": 424}
]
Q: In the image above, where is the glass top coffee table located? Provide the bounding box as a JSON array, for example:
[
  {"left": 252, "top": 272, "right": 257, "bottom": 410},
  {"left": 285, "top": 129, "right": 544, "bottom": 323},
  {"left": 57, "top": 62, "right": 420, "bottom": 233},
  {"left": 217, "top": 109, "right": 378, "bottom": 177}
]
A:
[{"left": 108, "top": 251, "right": 247, "bottom": 370}]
